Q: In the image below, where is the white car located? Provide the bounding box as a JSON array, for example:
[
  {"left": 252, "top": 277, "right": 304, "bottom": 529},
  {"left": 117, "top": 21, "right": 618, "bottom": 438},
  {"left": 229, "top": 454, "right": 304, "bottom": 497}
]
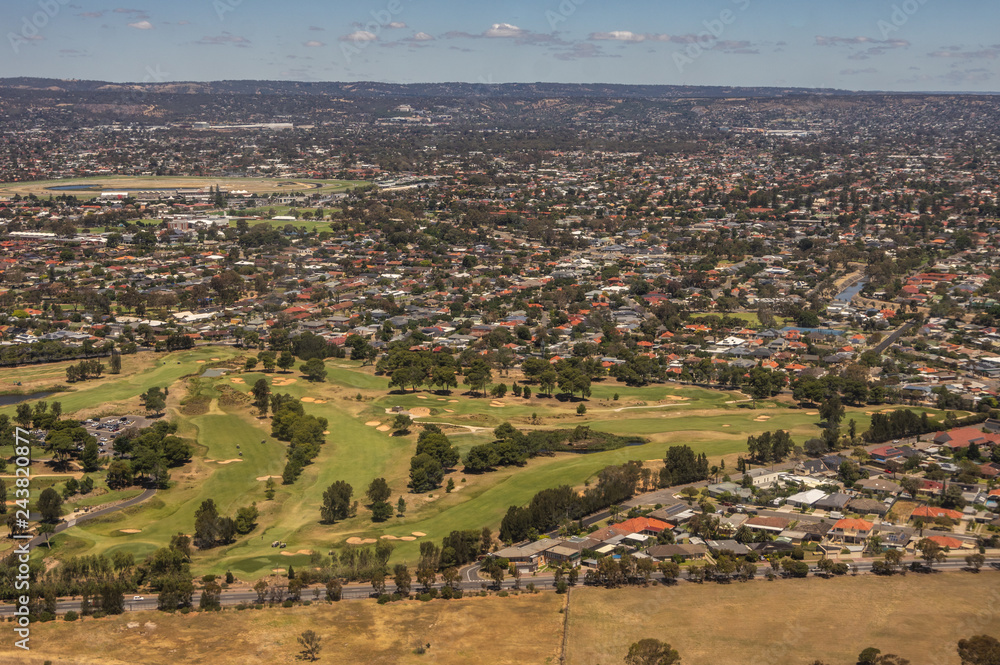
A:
[{"left": 133, "top": 596, "right": 144, "bottom": 601}]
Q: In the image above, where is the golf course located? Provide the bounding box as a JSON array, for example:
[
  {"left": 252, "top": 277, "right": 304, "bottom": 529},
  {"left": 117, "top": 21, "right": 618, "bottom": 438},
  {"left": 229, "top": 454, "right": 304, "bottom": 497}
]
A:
[{"left": 0, "top": 346, "right": 954, "bottom": 578}]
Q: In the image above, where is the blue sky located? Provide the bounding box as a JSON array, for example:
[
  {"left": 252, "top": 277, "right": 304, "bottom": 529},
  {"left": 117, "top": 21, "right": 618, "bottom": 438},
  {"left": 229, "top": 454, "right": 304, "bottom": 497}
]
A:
[{"left": 2, "top": 0, "right": 999, "bottom": 91}]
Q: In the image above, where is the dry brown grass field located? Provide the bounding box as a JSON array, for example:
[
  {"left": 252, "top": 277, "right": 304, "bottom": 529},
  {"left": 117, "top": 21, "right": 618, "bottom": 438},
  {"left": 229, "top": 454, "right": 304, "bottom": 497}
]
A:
[
  {"left": 565, "top": 572, "right": 1000, "bottom": 665},
  {"left": 3, "top": 594, "right": 565, "bottom": 665}
]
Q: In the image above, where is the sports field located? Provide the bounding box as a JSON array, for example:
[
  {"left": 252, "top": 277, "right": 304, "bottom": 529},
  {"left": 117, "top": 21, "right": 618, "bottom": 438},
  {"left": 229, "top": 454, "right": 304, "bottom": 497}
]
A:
[{"left": 0, "top": 176, "right": 364, "bottom": 199}]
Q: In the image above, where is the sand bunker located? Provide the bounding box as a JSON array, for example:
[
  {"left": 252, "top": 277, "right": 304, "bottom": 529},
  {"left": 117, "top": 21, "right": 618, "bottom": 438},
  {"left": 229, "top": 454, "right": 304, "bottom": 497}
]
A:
[
  {"left": 444, "top": 409, "right": 455, "bottom": 413},
  {"left": 216, "top": 459, "right": 244, "bottom": 464},
  {"left": 281, "top": 549, "right": 313, "bottom": 557},
  {"left": 323, "top": 430, "right": 330, "bottom": 435},
  {"left": 806, "top": 411, "right": 819, "bottom": 416},
  {"left": 663, "top": 396, "right": 689, "bottom": 402},
  {"left": 722, "top": 424, "right": 731, "bottom": 428},
  {"left": 399, "top": 536, "right": 417, "bottom": 541},
  {"left": 416, "top": 395, "right": 427, "bottom": 400},
  {"left": 411, "top": 532, "right": 427, "bottom": 537},
  {"left": 409, "top": 407, "right": 431, "bottom": 418},
  {"left": 230, "top": 378, "right": 245, "bottom": 384},
  {"left": 346, "top": 537, "right": 377, "bottom": 545},
  {"left": 256, "top": 475, "right": 281, "bottom": 481},
  {"left": 271, "top": 568, "right": 286, "bottom": 574},
  {"left": 376, "top": 425, "right": 391, "bottom": 432},
  {"left": 490, "top": 401, "right": 505, "bottom": 408},
  {"left": 196, "top": 360, "right": 205, "bottom": 364},
  {"left": 211, "top": 357, "right": 221, "bottom": 361},
  {"left": 272, "top": 378, "right": 298, "bottom": 386},
  {"left": 380, "top": 535, "right": 399, "bottom": 540},
  {"left": 301, "top": 397, "right": 317, "bottom": 403},
  {"left": 365, "top": 421, "right": 381, "bottom": 427},
  {"left": 119, "top": 529, "right": 142, "bottom": 534},
  {"left": 448, "top": 400, "right": 459, "bottom": 403},
  {"left": 314, "top": 399, "right": 328, "bottom": 404},
  {"left": 438, "top": 399, "right": 447, "bottom": 402}
]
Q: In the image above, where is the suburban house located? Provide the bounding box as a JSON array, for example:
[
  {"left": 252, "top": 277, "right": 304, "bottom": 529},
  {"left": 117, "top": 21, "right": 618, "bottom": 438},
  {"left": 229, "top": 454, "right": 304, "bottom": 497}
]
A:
[
  {"left": 744, "top": 516, "right": 791, "bottom": 533},
  {"left": 911, "top": 506, "right": 965, "bottom": 521},
  {"left": 848, "top": 498, "right": 891, "bottom": 517},
  {"left": 587, "top": 516, "right": 674, "bottom": 543},
  {"left": 829, "top": 518, "right": 875, "bottom": 544},
  {"left": 645, "top": 543, "right": 708, "bottom": 561},
  {"left": 744, "top": 468, "right": 782, "bottom": 487},
  {"left": 933, "top": 426, "right": 1000, "bottom": 451}
]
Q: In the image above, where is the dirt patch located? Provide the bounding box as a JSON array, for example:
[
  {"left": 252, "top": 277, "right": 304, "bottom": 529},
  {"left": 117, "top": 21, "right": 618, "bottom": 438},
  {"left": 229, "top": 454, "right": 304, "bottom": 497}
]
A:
[
  {"left": 345, "top": 537, "right": 377, "bottom": 545},
  {"left": 409, "top": 407, "right": 431, "bottom": 418},
  {"left": 119, "top": 529, "right": 142, "bottom": 534},
  {"left": 663, "top": 396, "right": 689, "bottom": 402},
  {"left": 365, "top": 421, "right": 381, "bottom": 427}
]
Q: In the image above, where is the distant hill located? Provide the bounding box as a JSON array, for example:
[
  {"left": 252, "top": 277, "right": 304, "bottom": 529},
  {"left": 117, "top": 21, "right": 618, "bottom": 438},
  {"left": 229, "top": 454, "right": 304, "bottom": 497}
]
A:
[{"left": 0, "top": 78, "right": 849, "bottom": 99}]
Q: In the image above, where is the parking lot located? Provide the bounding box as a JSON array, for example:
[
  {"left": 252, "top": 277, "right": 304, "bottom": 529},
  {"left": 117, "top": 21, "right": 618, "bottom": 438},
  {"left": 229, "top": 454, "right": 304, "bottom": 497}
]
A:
[{"left": 80, "top": 415, "right": 154, "bottom": 456}]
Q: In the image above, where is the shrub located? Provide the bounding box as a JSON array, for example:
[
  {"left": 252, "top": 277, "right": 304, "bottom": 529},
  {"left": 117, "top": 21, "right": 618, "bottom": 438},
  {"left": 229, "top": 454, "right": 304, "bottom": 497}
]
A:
[
  {"left": 498, "top": 590, "right": 509, "bottom": 597},
  {"left": 377, "top": 594, "right": 391, "bottom": 605},
  {"left": 282, "top": 600, "right": 294, "bottom": 608},
  {"left": 63, "top": 611, "right": 78, "bottom": 622},
  {"left": 417, "top": 593, "right": 433, "bottom": 602}
]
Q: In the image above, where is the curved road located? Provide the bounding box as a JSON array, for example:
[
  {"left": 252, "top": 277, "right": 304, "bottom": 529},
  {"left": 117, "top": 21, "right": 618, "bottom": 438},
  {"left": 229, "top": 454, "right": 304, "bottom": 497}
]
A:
[{"left": 22, "top": 488, "right": 157, "bottom": 552}]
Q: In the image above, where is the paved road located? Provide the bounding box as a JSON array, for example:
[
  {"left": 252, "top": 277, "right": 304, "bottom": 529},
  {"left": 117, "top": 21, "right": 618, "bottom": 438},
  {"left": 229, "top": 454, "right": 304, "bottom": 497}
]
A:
[
  {"left": 23, "top": 488, "right": 157, "bottom": 552},
  {"left": 4, "top": 558, "right": 996, "bottom": 616}
]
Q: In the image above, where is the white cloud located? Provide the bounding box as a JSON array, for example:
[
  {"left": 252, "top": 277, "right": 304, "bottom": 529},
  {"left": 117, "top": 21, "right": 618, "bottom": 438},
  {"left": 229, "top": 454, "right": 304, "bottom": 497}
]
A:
[
  {"left": 128, "top": 20, "right": 153, "bottom": 30},
  {"left": 388, "top": 22, "right": 407, "bottom": 29},
  {"left": 484, "top": 23, "right": 524, "bottom": 38},
  {"left": 413, "top": 32, "right": 434, "bottom": 41},
  {"left": 341, "top": 30, "right": 377, "bottom": 42},
  {"left": 304, "top": 40, "right": 325, "bottom": 47},
  {"left": 591, "top": 30, "right": 647, "bottom": 43}
]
